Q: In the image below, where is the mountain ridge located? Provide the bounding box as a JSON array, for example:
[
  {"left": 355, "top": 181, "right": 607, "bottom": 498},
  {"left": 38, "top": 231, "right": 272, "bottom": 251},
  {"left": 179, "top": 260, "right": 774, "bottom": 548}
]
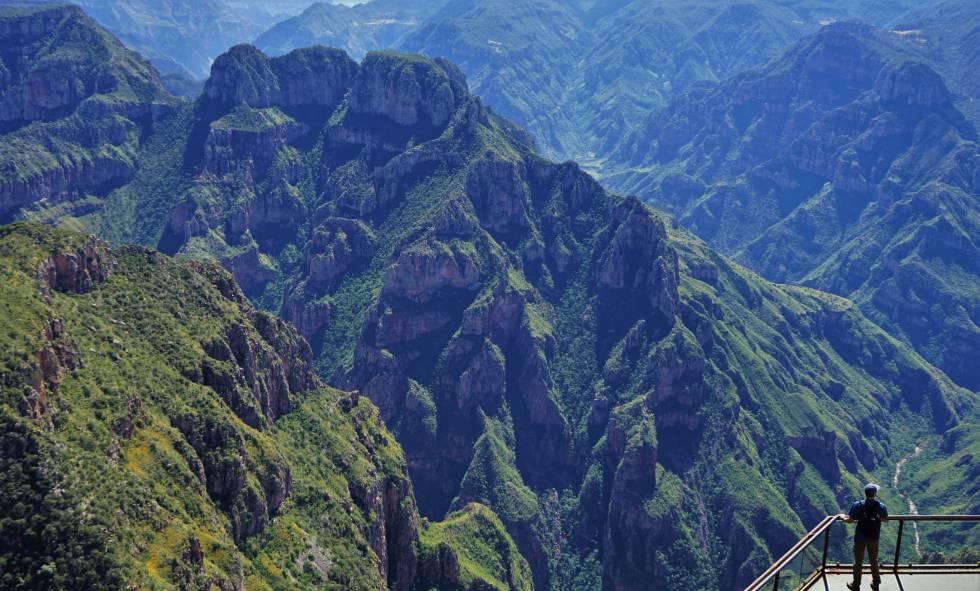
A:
[
  {"left": 0, "top": 2, "right": 178, "bottom": 223},
  {"left": 604, "top": 21, "right": 980, "bottom": 390}
]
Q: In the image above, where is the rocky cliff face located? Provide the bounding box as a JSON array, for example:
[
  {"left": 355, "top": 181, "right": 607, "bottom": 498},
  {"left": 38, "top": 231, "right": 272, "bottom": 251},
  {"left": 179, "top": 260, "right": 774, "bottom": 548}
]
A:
[
  {"left": 35, "top": 234, "right": 114, "bottom": 296},
  {"left": 158, "top": 44, "right": 483, "bottom": 300},
  {"left": 606, "top": 22, "right": 980, "bottom": 390},
  {"left": 163, "top": 46, "right": 472, "bottom": 295},
  {"left": 0, "top": 4, "right": 176, "bottom": 221},
  {"left": 0, "top": 5, "right": 95, "bottom": 123},
  {"left": 348, "top": 52, "right": 467, "bottom": 129},
  {"left": 203, "top": 44, "right": 358, "bottom": 111},
  {"left": 0, "top": 223, "right": 530, "bottom": 591}
]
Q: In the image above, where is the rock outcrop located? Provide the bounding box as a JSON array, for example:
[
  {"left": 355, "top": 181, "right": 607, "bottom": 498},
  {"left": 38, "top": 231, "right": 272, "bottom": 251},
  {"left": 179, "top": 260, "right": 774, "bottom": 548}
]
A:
[
  {"left": 415, "top": 503, "right": 534, "bottom": 591},
  {"left": 305, "top": 218, "right": 376, "bottom": 289},
  {"left": 17, "top": 318, "right": 82, "bottom": 420},
  {"left": 875, "top": 61, "right": 952, "bottom": 107},
  {"left": 36, "top": 235, "right": 113, "bottom": 296},
  {"left": 346, "top": 413, "right": 420, "bottom": 591},
  {"left": 349, "top": 53, "right": 467, "bottom": 129},
  {"left": 203, "top": 45, "right": 358, "bottom": 111},
  {"left": 383, "top": 239, "right": 481, "bottom": 304},
  {"left": 172, "top": 410, "right": 292, "bottom": 543},
  {"left": 203, "top": 109, "right": 308, "bottom": 179}
]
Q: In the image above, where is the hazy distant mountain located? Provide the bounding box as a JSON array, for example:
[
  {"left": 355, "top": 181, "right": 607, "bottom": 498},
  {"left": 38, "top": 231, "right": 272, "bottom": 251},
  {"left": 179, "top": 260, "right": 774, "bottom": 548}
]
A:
[
  {"left": 0, "top": 0, "right": 346, "bottom": 79},
  {"left": 255, "top": 0, "right": 446, "bottom": 60},
  {"left": 226, "top": 0, "right": 320, "bottom": 18},
  {"left": 885, "top": 0, "right": 980, "bottom": 131},
  {"left": 400, "top": 0, "right": 589, "bottom": 159},
  {"left": 252, "top": 0, "right": 942, "bottom": 164},
  {"left": 62, "top": 0, "right": 262, "bottom": 78},
  {"left": 606, "top": 22, "right": 980, "bottom": 390}
]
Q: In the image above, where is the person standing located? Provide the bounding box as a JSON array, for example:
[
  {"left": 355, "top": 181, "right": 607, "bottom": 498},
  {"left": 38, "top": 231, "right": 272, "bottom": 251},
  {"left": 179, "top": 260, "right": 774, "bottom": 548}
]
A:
[{"left": 839, "top": 483, "right": 888, "bottom": 590}]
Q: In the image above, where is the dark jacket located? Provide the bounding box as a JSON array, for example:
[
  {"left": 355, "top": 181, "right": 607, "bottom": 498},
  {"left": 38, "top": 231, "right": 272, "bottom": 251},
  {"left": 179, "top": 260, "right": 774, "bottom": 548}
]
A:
[{"left": 848, "top": 498, "right": 888, "bottom": 542}]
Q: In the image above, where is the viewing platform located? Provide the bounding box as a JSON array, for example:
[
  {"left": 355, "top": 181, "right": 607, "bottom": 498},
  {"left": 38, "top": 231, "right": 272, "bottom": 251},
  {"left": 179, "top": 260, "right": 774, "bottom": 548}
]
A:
[{"left": 745, "top": 515, "right": 980, "bottom": 591}]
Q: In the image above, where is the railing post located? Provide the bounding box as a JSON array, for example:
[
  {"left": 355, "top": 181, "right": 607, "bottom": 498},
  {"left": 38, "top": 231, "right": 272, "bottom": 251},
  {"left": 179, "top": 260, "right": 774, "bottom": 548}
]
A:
[
  {"left": 821, "top": 526, "right": 830, "bottom": 572},
  {"left": 893, "top": 520, "right": 905, "bottom": 573},
  {"left": 771, "top": 571, "right": 779, "bottom": 591}
]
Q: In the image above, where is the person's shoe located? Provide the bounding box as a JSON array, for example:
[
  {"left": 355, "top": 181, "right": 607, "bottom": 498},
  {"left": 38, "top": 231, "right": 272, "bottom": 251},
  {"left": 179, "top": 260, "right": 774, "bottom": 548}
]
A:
[{"left": 847, "top": 583, "right": 859, "bottom": 591}]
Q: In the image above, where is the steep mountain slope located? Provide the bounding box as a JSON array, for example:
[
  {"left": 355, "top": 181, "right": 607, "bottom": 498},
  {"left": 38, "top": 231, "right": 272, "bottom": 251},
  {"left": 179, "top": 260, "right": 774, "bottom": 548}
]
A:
[
  {"left": 227, "top": 0, "right": 313, "bottom": 17},
  {"left": 255, "top": 1, "right": 447, "bottom": 61},
  {"left": 67, "top": 0, "right": 446, "bottom": 81},
  {"left": 77, "top": 42, "right": 970, "bottom": 589},
  {"left": 0, "top": 222, "right": 531, "bottom": 591},
  {"left": 887, "top": 0, "right": 980, "bottom": 131},
  {"left": 0, "top": 3, "right": 178, "bottom": 224},
  {"left": 900, "top": 405, "right": 980, "bottom": 558},
  {"left": 605, "top": 22, "right": 980, "bottom": 390},
  {"left": 564, "top": 0, "right": 807, "bottom": 160}
]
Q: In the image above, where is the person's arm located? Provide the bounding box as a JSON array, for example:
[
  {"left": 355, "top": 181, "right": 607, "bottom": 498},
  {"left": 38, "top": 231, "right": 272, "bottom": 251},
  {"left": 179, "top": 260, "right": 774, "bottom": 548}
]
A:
[{"left": 881, "top": 502, "right": 888, "bottom": 521}]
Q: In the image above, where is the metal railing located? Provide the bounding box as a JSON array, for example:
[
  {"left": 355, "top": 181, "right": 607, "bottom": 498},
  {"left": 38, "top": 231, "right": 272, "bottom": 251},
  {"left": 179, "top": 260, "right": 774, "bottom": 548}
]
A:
[{"left": 744, "top": 515, "right": 980, "bottom": 591}]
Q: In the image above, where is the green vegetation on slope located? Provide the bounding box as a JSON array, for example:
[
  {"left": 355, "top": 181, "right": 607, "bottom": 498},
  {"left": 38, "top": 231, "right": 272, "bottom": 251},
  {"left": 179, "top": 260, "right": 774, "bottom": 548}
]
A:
[
  {"left": 417, "top": 503, "right": 534, "bottom": 591},
  {"left": 0, "top": 222, "right": 527, "bottom": 591}
]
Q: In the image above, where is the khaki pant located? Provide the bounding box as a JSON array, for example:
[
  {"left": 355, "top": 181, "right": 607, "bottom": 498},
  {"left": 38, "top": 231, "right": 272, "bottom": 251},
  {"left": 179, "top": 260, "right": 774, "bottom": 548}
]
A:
[{"left": 852, "top": 540, "right": 881, "bottom": 586}]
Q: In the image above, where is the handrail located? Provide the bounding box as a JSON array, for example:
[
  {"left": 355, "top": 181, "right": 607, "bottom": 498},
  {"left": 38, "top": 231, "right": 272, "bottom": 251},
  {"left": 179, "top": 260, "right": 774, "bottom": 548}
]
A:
[
  {"left": 886, "top": 515, "right": 980, "bottom": 571},
  {"left": 743, "top": 515, "right": 980, "bottom": 591},
  {"left": 884, "top": 515, "right": 980, "bottom": 522},
  {"left": 744, "top": 515, "right": 839, "bottom": 591}
]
